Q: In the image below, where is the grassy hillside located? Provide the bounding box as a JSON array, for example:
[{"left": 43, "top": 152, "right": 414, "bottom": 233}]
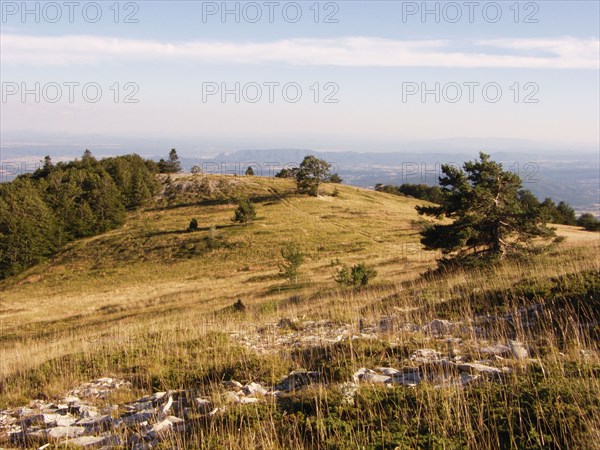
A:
[{"left": 1, "top": 174, "right": 598, "bottom": 449}]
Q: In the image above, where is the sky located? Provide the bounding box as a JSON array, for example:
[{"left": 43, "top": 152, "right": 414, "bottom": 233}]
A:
[{"left": 1, "top": 1, "right": 599, "bottom": 154}]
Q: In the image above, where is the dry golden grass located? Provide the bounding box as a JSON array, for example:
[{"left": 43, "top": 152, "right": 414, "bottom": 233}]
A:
[{"left": 0, "top": 175, "right": 598, "bottom": 449}]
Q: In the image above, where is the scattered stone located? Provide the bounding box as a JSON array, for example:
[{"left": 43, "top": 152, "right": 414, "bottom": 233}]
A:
[
  {"left": 411, "top": 349, "right": 442, "bottom": 363},
  {"left": 353, "top": 368, "right": 391, "bottom": 384},
  {"left": 222, "top": 380, "right": 243, "bottom": 389},
  {"left": 161, "top": 396, "right": 173, "bottom": 415},
  {"left": 458, "top": 363, "right": 504, "bottom": 376},
  {"left": 47, "top": 426, "right": 86, "bottom": 439},
  {"left": 65, "top": 435, "right": 107, "bottom": 448},
  {"left": 75, "top": 414, "right": 112, "bottom": 431},
  {"left": 509, "top": 340, "right": 529, "bottom": 360},
  {"left": 480, "top": 344, "right": 511, "bottom": 356},
  {"left": 149, "top": 418, "right": 173, "bottom": 438},
  {"left": 209, "top": 407, "right": 226, "bottom": 416},
  {"left": 224, "top": 392, "right": 240, "bottom": 404},
  {"left": 239, "top": 397, "right": 260, "bottom": 404},
  {"left": 120, "top": 410, "right": 155, "bottom": 427},
  {"left": 276, "top": 369, "right": 320, "bottom": 392},
  {"left": 24, "top": 428, "right": 49, "bottom": 441},
  {"left": 126, "top": 401, "right": 153, "bottom": 412},
  {"left": 424, "top": 319, "right": 456, "bottom": 336},
  {"left": 391, "top": 371, "right": 422, "bottom": 386},
  {"left": 22, "top": 413, "right": 61, "bottom": 427},
  {"left": 166, "top": 416, "right": 185, "bottom": 426},
  {"left": 242, "top": 382, "right": 267, "bottom": 396}
]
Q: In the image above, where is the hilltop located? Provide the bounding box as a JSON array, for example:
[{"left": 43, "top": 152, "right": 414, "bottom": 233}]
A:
[
  {"left": 1, "top": 173, "right": 599, "bottom": 449},
  {"left": 1, "top": 175, "right": 435, "bottom": 334}
]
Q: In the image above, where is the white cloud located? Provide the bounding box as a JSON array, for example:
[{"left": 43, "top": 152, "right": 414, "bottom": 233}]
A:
[{"left": 1, "top": 34, "right": 598, "bottom": 69}]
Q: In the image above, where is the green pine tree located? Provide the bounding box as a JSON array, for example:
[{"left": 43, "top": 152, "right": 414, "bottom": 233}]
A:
[
  {"left": 417, "top": 152, "right": 554, "bottom": 268},
  {"left": 232, "top": 198, "right": 257, "bottom": 224}
]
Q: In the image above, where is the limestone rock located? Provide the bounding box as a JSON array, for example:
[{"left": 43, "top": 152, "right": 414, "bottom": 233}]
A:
[
  {"left": 48, "top": 425, "right": 86, "bottom": 439},
  {"left": 353, "top": 368, "right": 391, "bottom": 384},
  {"left": 223, "top": 380, "right": 243, "bottom": 389},
  {"left": 120, "top": 410, "right": 155, "bottom": 427},
  {"left": 424, "top": 319, "right": 455, "bottom": 336},
  {"left": 391, "top": 371, "right": 422, "bottom": 386},
  {"left": 377, "top": 367, "right": 400, "bottom": 376},
  {"left": 411, "top": 349, "right": 442, "bottom": 363},
  {"left": 65, "top": 435, "right": 107, "bottom": 448},
  {"left": 480, "top": 344, "right": 511, "bottom": 356},
  {"left": 276, "top": 369, "right": 319, "bottom": 392},
  {"left": 458, "top": 363, "right": 503, "bottom": 375},
  {"left": 75, "top": 414, "right": 112, "bottom": 431},
  {"left": 242, "top": 382, "right": 267, "bottom": 396},
  {"left": 509, "top": 340, "right": 529, "bottom": 359},
  {"left": 224, "top": 392, "right": 240, "bottom": 404}
]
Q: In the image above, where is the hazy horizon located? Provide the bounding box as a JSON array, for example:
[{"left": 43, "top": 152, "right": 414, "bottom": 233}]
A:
[{"left": 2, "top": 1, "right": 599, "bottom": 147}]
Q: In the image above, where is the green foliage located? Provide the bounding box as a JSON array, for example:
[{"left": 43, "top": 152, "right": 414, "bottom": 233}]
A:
[
  {"left": 275, "top": 167, "right": 298, "bottom": 179},
  {"left": 417, "top": 152, "right": 555, "bottom": 268},
  {"left": 0, "top": 153, "right": 158, "bottom": 279},
  {"left": 158, "top": 148, "right": 181, "bottom": 173},
  {"left": 296, "top": 155, "right": 333, "bottom": 196},
  {"left": 188, "top": 218, "right": 199, "bottom": 232},
  {"left": 577, "top": 213, "right": 600, "bottom": 231},
  {"left": 0, "top": 179, "right": 58, "bottom": 278},
  {"left": 245, "top": 166, "right": 255, "bottom": 176},
  {"left": 103, "top": 154, "right": 160, "bottom": 208},
  {"left": 279, "top": 243, "right": 305, "bottom": 284},
  {"left": 328, "top": 173, "right": 343, "bottom": 183},
  {"left": 233, "top": 299, "right": 246, "bottom": 312},
  {"left": 540, "top": 198, "right": 577, "bottom": 225},
  {"left": 232, "top": 198, "right": 257, "bottom": 224},
  {"left": 164, "top": 175, "right": 177, "bottom": 205},
  {"left": 375, "top": 183, "right": 444, "bottom": 204},
  {"left": 334, "top": 262, "right": 377, "bottom": 286}
]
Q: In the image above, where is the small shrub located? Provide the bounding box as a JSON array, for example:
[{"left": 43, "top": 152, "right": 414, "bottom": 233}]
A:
[
  {"left": 232, "top": 198, "right": 257, "bottom": 224},
  {"left": 279, "top": 243, "right": 305, "bottom": 284},
  {"left": 233, "top": 299, "right": 246, "bottom": 312},
  {"left": 188, "top": 218, "right": 199, "bottom": 232},
  {"left": 334, "top": 262, "right": 377, "bottom": 287}
]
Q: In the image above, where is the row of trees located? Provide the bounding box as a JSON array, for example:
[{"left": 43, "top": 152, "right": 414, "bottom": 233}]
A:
[
  {"left": 0, "top": 151, "right": 159, "bottom": 279},
  {"left": 375, "top": 183, "right": 444, "bottom": 204}
]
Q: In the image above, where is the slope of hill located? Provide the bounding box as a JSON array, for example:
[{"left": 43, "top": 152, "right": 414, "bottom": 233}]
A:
[{"left": 0, "top": 174, "right": 598, "bottom": 449}]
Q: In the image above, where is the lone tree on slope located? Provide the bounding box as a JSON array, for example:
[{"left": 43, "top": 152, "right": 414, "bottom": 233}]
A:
[
  {"left": 417, "top": 152, "right": 555, "bottom": 268},
  {"left": 296, "top": 155, "right": 336, "bottom": 197}
]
